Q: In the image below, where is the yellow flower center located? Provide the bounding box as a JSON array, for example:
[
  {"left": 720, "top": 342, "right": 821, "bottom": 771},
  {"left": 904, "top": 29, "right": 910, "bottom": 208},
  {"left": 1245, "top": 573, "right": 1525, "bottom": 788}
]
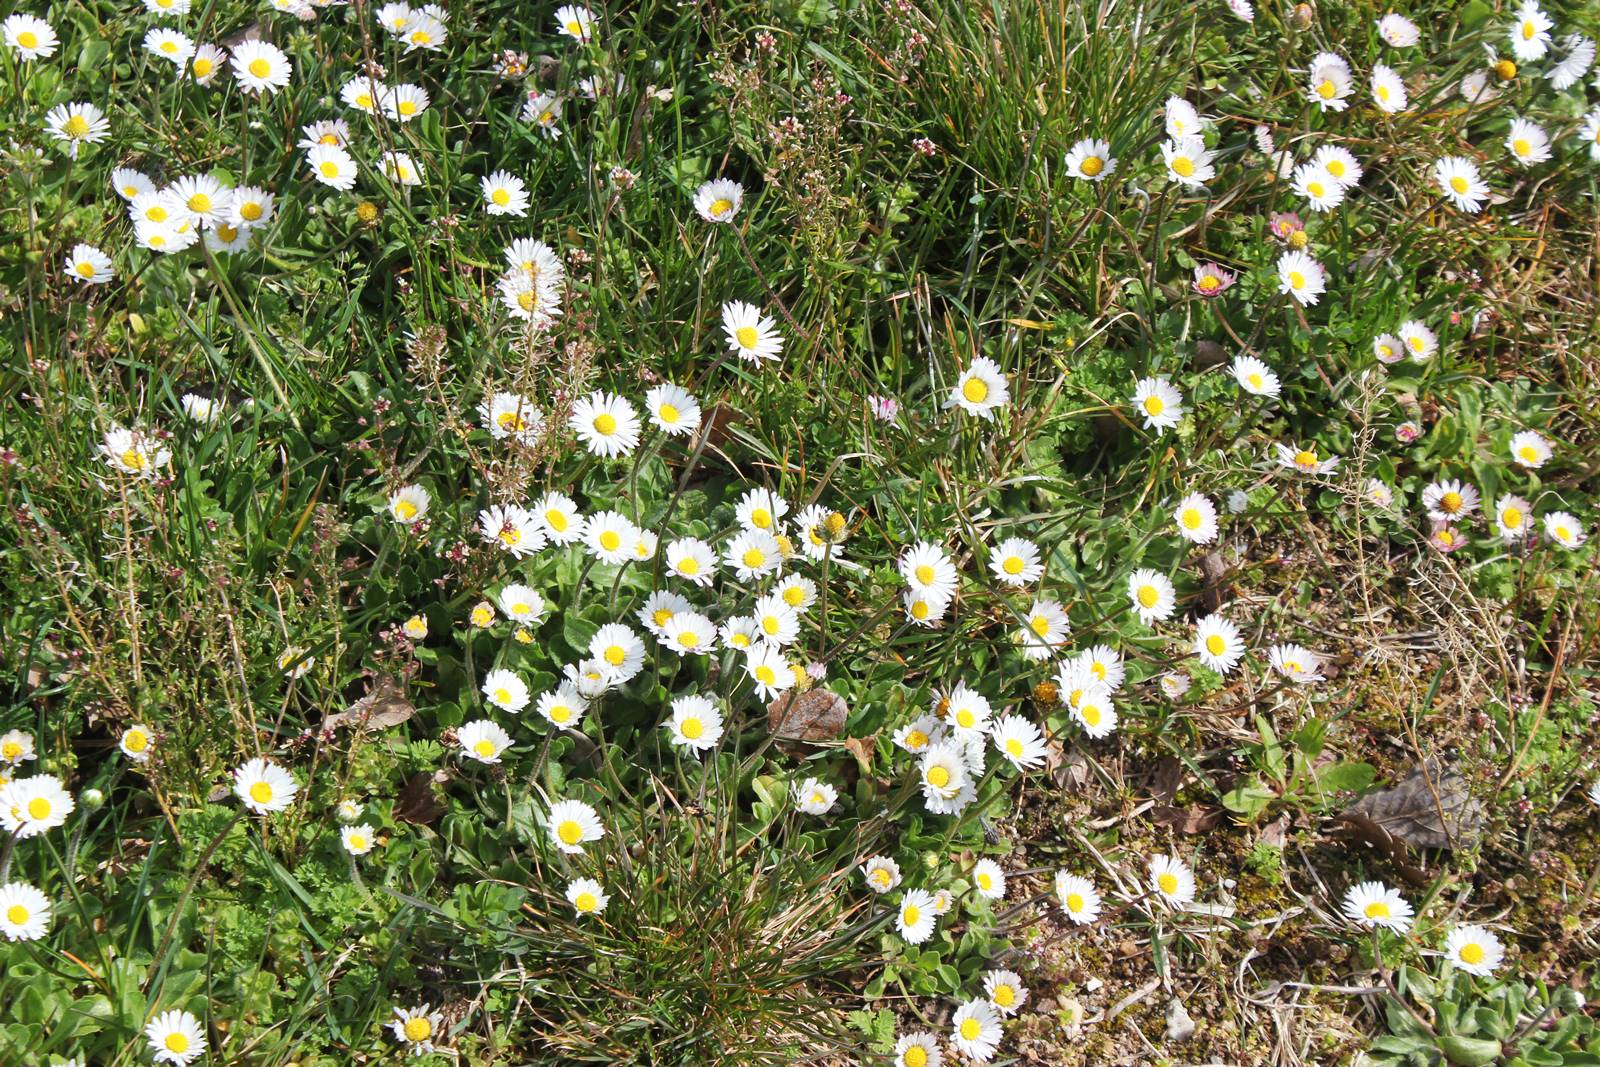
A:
[
  {"left": 399, "top": 100, "right": 418, "bottom": 116},
  {"left": 492, "top": 189, "right": 511, "bottom": 206},
  {"left": 1005, "top": 738, "right": 1023, "bottom": 756},
  {"left": 914, "top": 564, "right": 935, "bottom": 585},
  {"left": 593, "top": 413, "right": 617, "bottom": 435},
  {"left": 147, "top": 204, "right": 169, "bottom": 222},
  {"left": 6, "top": 904, "right": 28, "bottom": 924},
  {"left": 1441, "top": 491, "right": 1463, "bottom": 512},
  {"left": 1143, "top": 395, "right": 1165, "bottom": 416},
  {"left": 187, "top": 193, "right": 212, "bottom": 213},
  {"left": 194, "top": 57, "right": 213, "bottom": 75},
  {"left": 993, "top": 984, "right": 1015, "bottom": 1007},
  {"left": 160, "top": 41, "right": 177, "bottom": 53},
  {"left": 566, "top": 19, "right": 583, "bottom": 34},
  {"left": 557, "top": 820, "right": 583, "bottom": 845},
  {"left": 0, "top": 741, "right": 18, "bottom": 759},
  {"left": 64, "top": 114, "right": 89, "bottom": 137},
  {"left": 960, "top": 1018, "right": 981, "bottom": 1040},
  {"left": 550, "top": 705, "right": 571, "bottom": 723},
  {"left": 905, "top": 729, "right": 927, "bottom": 749},
  {"left": 165, "top": 1033, "right": 190, "bottom": 1053},
  {"left": 249, "top": 782, "right": 273, "bottom": 804},
  {"left": 681, "top": 717, "right": 704, "bottom": 739},
  {"left": 1171, "top": 156, "right": 1194, "bottom": 177},
  {"left": 1316, "top": 79, "right": 1336, "bottom": 99},
  {"left": 1294, "top": 449, "right": 1317, "bottom": 468},
  {"left": 499, "top": 527, "right": 521, "bottom": 546},
  {"left": 1449, "top": 176, "right": 1469, "bottom": 194},
  {"left": 125, "top": 729, "right": 149, "bottom": 752},
  {"left": 1158, "top": 872, "right": 1179, "bottom": 895},
  {"left": 1029, "top": 614, "right": 1051, "bottom": 636},
  {"left": 1555, "top": 525, "right": 1572, "bottom": 541},
  {"left": 1082, "top": 705, "right": 1102, "bottom": 727},
  {"left": 1137, "top": 585, "right": 1159, "bottom": 608},
  {"left": 599, "top": 530, "right": 621, "bottom": 551},
  {"left": 1198, "top": 275, "right": 1221, "bottom": 292},
  {"left": 1066, "top": 893, "right": 1084, "bottom": 912},
  {"left": 709, "top": 197, "right": 732, "bottom": 215},
  {"left": 1080, "top": 155, "right": 1104, "bottom": 176},
  {"left": 394, "top": 500, "right": 418, "bottom": 520},
  {"left": 474, "top": 739, "right": 496, "bottom": 757},
  {"left": 319, "top": 161, "right": 340, "bottom": 178},
  {"left": 735, "top": 326, "right": 759, "bottom": 349},
  {"left": 1288, "top": 270, "right": 1306, "bottom": 289},
  {"left": 356, "top": 92, "right": 373, "bottom": 109},
  {"left": 962, "top": 377, "right": 989, "bottom": 403},
  {"left": 410, "top": 30, "right": 432, "bottom": 44},
  {"left": 910, "top": 599, "right": 930, "bottom": 620},
  {"left": 348, "top": 833, "right": 368, "bottom": 849},
  {"left": 575, "top": 891, "right": 597, "bottom": 912},
  {"left": 1181, "top": 508, "right": 1202, "bottom": 529},
  {"left": 754, "top": 665, "right": 776, "bottom": 684},
  {"left": 603, "top": 645, "right": 626, "bottom": 666},
  {"left": 121, "top": 449, "right": 147, "bottom": 470},
  {"left": 1364, "top": 900, "right": 1391, "bottom": 919},
  {"left": 903, "top": 905, "right": 921, "bottom": 925},
  {"left": 1377, "top": 85, "right": 1391, "bottom": 101},
  {"left": 751, "top": 507, "right": 772, "bottom": 528},
  {"left": 18, "top": 31, "right": 37, "bottom": 47},
  {"left": 782, "top": 588, "right": 805, "bottom": 608},
  {"left": 403, "top": 1017, "right": 432, "bottom": 1042},
  {"left": 742, "top": 548, "right": 765, "bottom": 568},
  {"left": 1460, "top": 943, "right": 1484, "bottom": 964},
  {"left": 1326, "top": 160, "right": 1346, "bottom": 178},
  {"left": 248, "top": 58, "right": 270, "bottom": 78},
  {"left": 677, "top": 631, "right": 700, "bottom": 649},
  {"left": 1502, "top": 507, "right": 1523, "bottom": 528},
  {"left": 658, "top": 402, "right": 679, "bottom": 423},
  {"left": 926, "top": 765, "right": 950, "bottom": 788}
]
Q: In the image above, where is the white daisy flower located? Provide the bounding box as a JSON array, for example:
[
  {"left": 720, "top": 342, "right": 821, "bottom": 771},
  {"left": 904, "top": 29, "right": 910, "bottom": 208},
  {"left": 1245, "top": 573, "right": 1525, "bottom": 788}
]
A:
[
  {"left": 145, "top": 1009, "right": 205, "bottom": 1066},
  {"left": 666, "top": 537, "right": 717, "bottom": 585},
  {"left": 982, "top": 969, "right": 1028, "bottom": 1016},
  {"left": 482, "top": 170, "right": 530, "bottom": 216},
  {"left": 231, "top": 40, "right": 291, "bottom": 94},
  {"left": 1312, "top": 145, "right": 1363, "bottom": 188},
  {"left": 532, "top": 491, "right": 583, "bottom": 544},
  {"left": 383, "top": 82, "right": 430, "bottom": 122},
  {"left": 583, "top": 510, "right": 637, "bottom": 565},
  {"left": 555, "top": 4, "right": 595, "bottom": 41},
  {"left": 645, "top": 383, "right": 701, "bottom": 436},
  {"left": 546, "top": 798, "right": 604, "bottom": 854},
  {"left": 478, "top": 503, "right": 543, "bottom": 557},
  {"left": 745, "top": 643, "right": 792, "bottom": 699},
  {"left": 458, "top": 719, "right": 513, "bottom": 764},
  {"left": 793, "top": 776, "right": 837, "bottom": 815},
  {"left": 306, "top": 144, "right": 357, "bottom": 190},
  {"left": 187, "top": 44, "right": 227, "bottom": 84},
  {"left": 1132, "top": 376, "right": 1183, "bottom": 431},
  {"left": 341, "top": 75, "right": 386, "bottom": 113},
  {"left": 1371, "top": 64, "right": 1408, "bottom": 112},
  {"left": 900, "top": 541, "right": 958, "bottom": 600},
  {"left": 0, "top": 881, "right": 51, "bottom": 941},
  {"left": 1277, "top": 249, "right": 1326, "bottom": 305},
  {"left": 1194, "top": 614, "right": 1246, "bottom": 672},
  {"left": 861, "top": 855, "right": 903, "bottom": 894},
  {"left": 65, "top": 244, "right": 114, "bottom": 284},
  {"left": 1508, "top": 1, "right": 1553, "bottom": 62},
  {"left": 1434, "top": 156, "right": 1488, "bottom": 213},
  {"left": 112, "top": 168, "right": 157, "bottom": 201},
  {"left": 1231, "top": 355, "right": 1280, "bottom": 397},
  {"left": 947, "top": 356, "right": 1009, "bottom": 419},
  {"left": 950, "top": 999, "right": 1002, "bottom": 1063},
  {"left": 388, "top": 484, "right": 430, "bottom": 524},
  {"left": 1342, "top": 880, "right": 1413, "bottom": 932},
  {"left": 120, "top": 723, "right": 155, "bottom": 761},
  {"left": 569, "top": 392, "right": 641, "bottom": 458},
  {"left": 1162, "top": 135, "right": 1215, "bottom": 187},
  {"left": 735, "top": 487, "right": 789, "bottom": 533},
  {"left": 722, "top": 300, "right": 784, "bottom": 363},
  {"left": 589, "top": 623, "right": 646, "bottom": 680},
  {"left": 1149, "top": 853, "right": 1196, "bottom": 906},
  {"left": 389, "top": 1004, "right": 442, "bottom": 1055},
  {"left": 1509, "top": 430, "right": 1551, "bottom": 469},
  {"left": 1376, "top": 13, "right": 1420, "bottom": 47},
  {"left": 1268, "top": 642, "right": 1323, "bottom": 684},
  {"left": 1422, "top": 479, "right": 1479, "bottom": 521},
  {"left": 896, "top": 888, "right": 938, "bottom": 944},
  {"left": 1128, "top": 568, "right": 1176, "bottom": 624},
  {"left": 1054, "top": 871, "right": 1102, "bottom": 924},
  {"left": 535, "top": 685, "right": 588, "bottom": 729},
  {"left": 693, "top": 178, "right": 744, "bottom": 223},
  {"left": 233, "top": 758, "right": 298, "bottom": 814},
  {"left": 989, "top": 536, "right": 1042, "bottom": 586},
  {"left": 1444, "top": 925, "right": 1505, "bottom": 976},
  {"left": 341, "top": 823, "right": 377, "bottom": 855},
  {"left": 666, "top": 693, "right": 723, "bottom": 750},
  {"left": 1505, "top": 117, "right": 1552, "bottom": 166},
  {"left": 1543, "top": 511, "right": 1587, "bottom": 549},
  {"left": 3, "top": 14, "right": 58, "bottom": 60},
  {"left": 726, "top": 530, "right": 782, "bottom": 580},
  {"left": 1173, "top": 492, "right": 1218, "bottom": 544},
  {"left": 566, "top": 876, "right": 609, "bottom": 915},
  {"left": 660, "top": 611, "right": 716, "bottom": 657},
  {"left": 1164, "top": 96, "right": 1204, "bottom": 138},
  {"left": 1064, "top": 137, "right": 1116, "bottom": 181}
]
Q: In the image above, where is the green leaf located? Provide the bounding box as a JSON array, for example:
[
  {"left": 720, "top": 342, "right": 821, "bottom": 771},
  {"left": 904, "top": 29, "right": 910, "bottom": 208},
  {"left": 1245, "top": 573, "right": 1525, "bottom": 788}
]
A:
[{"left": 1435, "top": 1035, "right": 1504, "bottom": 1066}]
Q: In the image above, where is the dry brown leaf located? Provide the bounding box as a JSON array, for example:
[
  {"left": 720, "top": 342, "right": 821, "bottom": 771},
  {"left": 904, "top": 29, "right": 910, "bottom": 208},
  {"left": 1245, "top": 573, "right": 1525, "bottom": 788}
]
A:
[
  {"left": 767, "top": 688, "right": 848, "bottom": 743},
  {"left": 324, "top": 675, "right": 415, "bottom": 732},
  {"left": 395, "top": 771, "right": 445, "bottom": 825}
]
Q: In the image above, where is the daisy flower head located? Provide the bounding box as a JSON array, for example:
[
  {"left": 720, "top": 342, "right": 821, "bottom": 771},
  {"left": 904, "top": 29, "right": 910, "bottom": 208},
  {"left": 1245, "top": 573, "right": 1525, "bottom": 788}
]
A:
[
  {"left": 1372, "top": 333, "right": 1405, "bottom": 364},
  {"left": 556, "top": 4, "right": 595, "bottom": 41},
  {"left": 547, "top": 798, "right": 604, "bottom": 854},
  {"left": 480, "top": 668, "right": 531, "bottom": 710},
  {"left": 1277, "top": 249, "right": 1326, "bottom": 305},
  {"left": 481, "top": 391, "right": 542, "bottom": 444},
  {"left": 1509, "top": 2, "right": 1553, "bottom": 62},
  {"left": 1275, "top": 441, "right": 1339, "bottom": 475},
  {"left": 3, "top": 14, "right": 57, "bottom": 60},
  {"left": 144, "top": 28, "right": 195, "bottom": 66},
  {"left": 1307, "top": 52, "right": 1353, "bottom": 111},
  {"left": 893, "top": 713, "right": 942, "bottom": 754},
  {"left": 1444, "top": 924, "right": 1505, "bottom": 976},
  {"left": 1162, "top": 136, "right": 1215, "bottom": 188},
  {"left": 950, "top": 999, "right": 1003, "bottom": 1063},
  {"left": 667, "top": 693, "right": 723, "bottom": 751},
  {"left": 1231, "top": 355, "right": 1280, "bottom": 397},
  {"left": 745, "top": 642, "right": 792, "bottom": 699},
  {"left": 1071, "top": 685, "right": 1118, "bottom": 739},
  {"left": 566, "top": 876, "right": 608, "bottom": 916},
  {"left": 1149, "top": 853, "right": 1196, "bottom": 906},
  {"left": 478, "top": 503, "right": 542, "bottom": 557},
  {"left": 1547, "top": 33, "right": 1596, "bottom": 90},
  {"left": 1164, "top": 96, "right": 1204, "bottom": 138},
  {"left": 1377, "top": 13, "right": 1421, "bottom": 46},
  {"left": 583, "top": 510, "right": 637, "bottom": 565},
  {"left": 1054, "top": 871, "right": 1102, "bottom": 924},
  {"left": 341, "top": 823, "right": 376, "bottom": 855},
  {"left": 0, "top": 774, "right": 74, "bottom": 838},
  {"left": 458, "top": 720, "right": 512, "bottom": 764},
  {"left": 983, "top": 969, "right": 1028, "bottom": 1016},
  {"left": 1192, "top": 262, "right": 1235, "bottom": 297},
  {"left": 1505, "top": 117, "right": 1552, "bottom": 166},
  {"left": 390, "top": 1005, "right": 443, "bottom": 1055},
  {"left": 231, "top": 40, "right": 291, "bottom": 93},
  {"left": 1312, "top": 145, "right": 1362, "bottom": 189},
  {"left": 1128, "top": 568, "right": 1176, "bottom": 624},
  {"left": 1371, "top": 64, "right": 1409, "bottom": 112},
  {"left": 918, "top": 740, "right": 969, "bottom": 804},
  {"left": 1510, "top": 430, "right": 1551, "bottom": 469},
  {"left": 944, "top": 683, "right": 992, "bottom": 736},
  {"left": 1076, "top": 643, "right": 1126, "bottom": 691},
  {"left": 307, "top": 144, "right": 357, "bottom": 190},
  {"left": 1292, "top": 163, "right": 1345, "bottom": 213},
  {"left": 136, "top": 220, "right": 198, "bottom": 254},
  {"left": 947, "top": 356, "right": 1009, "bottom": 419},
  {"left": 645, "top": 383, "right": 701, "bottom": 436},
  {"left": 666, "top": 537, "right": 716, "bottom": 585},
  {"left": 1268, "top": 642, "right": 1323, "bottom": 684},
  {"left": 522, "top": 91, "right": 564, "bottom": 137},
  {"left": 661, "top": 611, "right": 716, "bottom": 657},
  {"left": 903, "top": 588, "right": 951, "bottom": 627},
  {"left": 893, "top": 1032, "right": 941, "bottom": 1067},
  {"left": 496, "top": 583, "right": 545, "bottom": 625},
  {"left": 589, "top": 623, "right": 646, "bottom": 681},
  {"left": 896, "top": 888, "right": 938, "bottom": 944},
  {"left": 719, "top": 615, "right": 760, "bottom": 652},
  {"left": 736, "top": 487, "right": 789, "bottom": 533},
  {"left": 112, "top": 169, "right": 157, "bottom": 202},
  {"left": 990, "top": 536, "right": 1042, "bottom": 586},
  {"left": 99, "top": 425, "right": 170, "bottom": 479},
  {"left": 1422, "top": 478, "right": 1480, "bottom": 521},
  {"left": 341, "top": 75, "right": 386, "bottom": 113},
  {"left": 233, "top": 758, "right": 297, "bottom": 814},
  {"left": 901, "top": 541, "right": 958, "bottom": 600},
  {"left": 384, "top": 82, "right": 430, "bottom": 122},
  {"left": 535, "top": 685, "right": 587, "bottom": 729},
  {"left": 188, "top": 43, "right": 227, "bottom": 83},
  {"left": 569, "top": 391, "right": 641, "bottom": 458},
  {"left": 400, "top": 13, "right": 446, "bottom": 52},
  {"left": 229, "top": 185, "right": 275, "bottom": 228},
  {"left": 0, "top": 881, "right": 50, "bottom": 941},
  {"left": 971, "top": 858, "right": 1007, "bottom": 900},
  {"left": 1017, "top": 598, "right": 1070, "bottom": 661},
  {"left": 1434, "top": 156, "right": 1488, "bottom": 213},
  {"left": 120, "top": 723, "right": 155, "bottom": 761},
  {"left": 44, "top": 102, "right": 110, "bottom": 157},
  {"left": 482, "top": 171, "right": 530, "bottom": 216},
  {"left": 1365, "top": 479, "right": 1396, "bottom": 508},
  {"left": 861, "top": 855, "right": 903, "bottom": 894},
  {"left": 0, "top": 730, "right": 34, "bottom": 764},
  {"left": 1132, "top": 376, "right": 1183, "bottom": 432},
  {"left": 169, "top": 174, "right": 233, "bottom": 229},
  {"left": 1194, "top": 614, "right": 1246, "bottom": 672},
  {"left": 1173, "top": 492, "right": 1218, "bottom": 544},
  {"left": 1342, "top": 880, "right": 1413, "bottom": 932},
  {"left": 146, "top": 1009, "right": 206, "bottom": 1066},
  {"left": 1543, "top": 511, "right": 1587, "bottom": 549},
  {"left": 722, "top": 300, "right": 784, "bottom": 363},
  {"left": 752, "top": 594, "right": 800, "bottom": 647},
  {"left": 793, "top": 776, "right": 837, "bottom": 815},
  {"left": 1065, "top": 137, "right": 1116, "bottom": 181},
  {"left": 694, "top": 178, "right": 744, "bottom": 223},
  {"left": 775, "top": 573, "right": 818, "bottom": 611},
  {"left": 388, "top": 484, "right": 430, "bottom": 525},
  {"left": 65, "top": 244, "right": 114, "bottom": 285},
  {"left": 726, "top": 529, "right": 782, "bottom": 580}
]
